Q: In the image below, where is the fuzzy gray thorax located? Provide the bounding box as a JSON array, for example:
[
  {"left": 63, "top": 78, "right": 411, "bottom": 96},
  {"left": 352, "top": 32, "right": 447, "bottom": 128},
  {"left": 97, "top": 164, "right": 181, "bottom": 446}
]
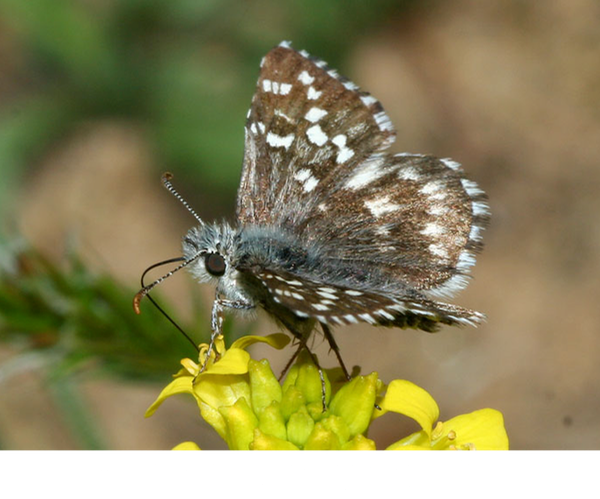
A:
[{"left": 181, "top": 222, "right": 314, "bottom": 308}]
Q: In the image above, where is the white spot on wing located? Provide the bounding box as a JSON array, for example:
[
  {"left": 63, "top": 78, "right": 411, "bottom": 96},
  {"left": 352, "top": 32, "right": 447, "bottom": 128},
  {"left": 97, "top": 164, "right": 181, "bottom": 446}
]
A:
[
  {"left": 303, "top": 176, "right": 319, "bottom": 192},
  {"left": 304, "top": 107, "right": 328, "bottom": 123},
  {"left": 429, "top": 243, "right": 449, "bottom": 259},
  {"left": 365, "top": 196, "right": 401, "bottom": 218},
  {"left": 262, "top": 79, "right": 291, "bottom": 95},
  {"left": 317, "top": 290, "right": 337, "bottom": 300},
  {"left": 345, "top": 156, "right": 386, "bottom": 190},
  {"left": 360, "top": 95, "right": 377, "bottom": 106},
  {"left": 470, "top": 224, "right": 484, "bottom": 242},
  {"left": 294, "top": 169, "right": 311, "bottom": 182},
  {"left": 458, "top": 251, "right": 476, "bottom": 270},
  {"left": 441, "top": 158, "right": 462, "bottom": 171},
  {"left": 307, "top": 86, "right": 322, "bottom": 100},
  {"left": 374, "top": 111, "right": 394, "bottom": 132},
  {"left": 294, "top": 168, "right": 319, "bottom": 192},
  {"left": 421, "top": 223, "right": 446, "bottom": 237},
  {"left": 274, "top": 109, "right": 293, "bottom": 123},
  {"left": 421, "top": 181, "right": 445, "bottom": 195},
  {"left": 375, "top": 309, "right": 395, "bottom": 321},
  {"left": 428, "top": 205, "right": 449, "bottom": 216},
  {"left": 461, "top": 178, "right": 485, "bottom": 197},
  {"left": 472, "top": 201, "right": 490, "bottom": 217},
  {"left": 342, "top": 80, "right": 359, "bottom": 91},
  {"left": 298, "top": 70, "right": 315, "bottom": 85},
  {"left": 266, "top": 132, "right": 294, "bottom": 150},
  {"left": 359, "top": 313, "right": 376, "bottom": 324},
  {"left": 306, "top": 124, "right": 328, "bottom": 146},
  {"left": 331, "top": 134, "right": 355, "bottom": 164},
  {"left": 398, "top": 167, "right": 421, "bottom": 181}
]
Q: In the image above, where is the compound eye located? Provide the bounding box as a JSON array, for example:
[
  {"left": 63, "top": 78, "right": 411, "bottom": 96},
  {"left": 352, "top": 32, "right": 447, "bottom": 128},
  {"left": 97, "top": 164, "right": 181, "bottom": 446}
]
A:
[{"left": 205, "top": 253, "right": 226, "bottom": 277}]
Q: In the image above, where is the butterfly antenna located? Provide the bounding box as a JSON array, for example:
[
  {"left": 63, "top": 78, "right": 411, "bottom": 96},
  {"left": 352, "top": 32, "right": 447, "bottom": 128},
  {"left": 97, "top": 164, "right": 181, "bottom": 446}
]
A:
[
  {"left": 133, "top": 254, "right": 202, "bottom": 352},
  {"left": 161, "top": 172, "right": 204, "bottom": 226}
]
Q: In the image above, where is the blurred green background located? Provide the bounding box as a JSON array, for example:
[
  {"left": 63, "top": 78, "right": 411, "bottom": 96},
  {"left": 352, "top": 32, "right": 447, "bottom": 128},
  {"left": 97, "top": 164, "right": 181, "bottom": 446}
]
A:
[{"left": 1, "top": 0, "right": 599, "bottom": 450}]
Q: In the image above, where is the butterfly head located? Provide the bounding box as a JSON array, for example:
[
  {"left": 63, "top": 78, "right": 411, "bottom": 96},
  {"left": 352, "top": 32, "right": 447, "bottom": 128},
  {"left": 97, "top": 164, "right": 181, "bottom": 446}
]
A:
[
  {"left": 182, "top": 222, "right": 255, "bottom": 308},
  {"left": 183, "top": 223, "right": 235, "bottom": 282}
]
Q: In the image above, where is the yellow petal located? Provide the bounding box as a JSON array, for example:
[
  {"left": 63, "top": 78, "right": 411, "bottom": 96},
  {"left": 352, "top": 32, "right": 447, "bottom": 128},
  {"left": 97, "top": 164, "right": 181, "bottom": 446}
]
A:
[
  {"left": 198, "top": 400, "right": 227, "bottom": 441},
  {"left": 145, "top": 376, "right": 194, "bottom": 418},
  {"left": 172, "top": 441, "right": 201, "bottom": 450},
  {"left": 384, "top": 430, "right": 433, "bottom": 452},
  {"left": 193, "top": 374, "right": 251, "bottom": 411},
  {"left": 180, "top": 358, "right": 200, "bottom": 376},
  {"left": 387, "top": 430, "right": 432, "bottom": 450},
  {"left": 197, "top": 348, "right": 250, "bottom": 377},
  {"left": 436, "top": 409, "right": 509, "bottom": 450},
  {"left": 230, "top": 333, "right": 290, "bottom": 351},
  {"left": 379, "top": 380, "right": 440, "bottom": 438}
]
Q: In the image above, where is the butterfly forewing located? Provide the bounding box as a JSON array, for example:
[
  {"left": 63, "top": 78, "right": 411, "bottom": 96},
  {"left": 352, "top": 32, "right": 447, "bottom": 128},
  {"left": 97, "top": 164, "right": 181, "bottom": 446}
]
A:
[{"left": 237, "top": 42, "right": 395, "bottom": 227}]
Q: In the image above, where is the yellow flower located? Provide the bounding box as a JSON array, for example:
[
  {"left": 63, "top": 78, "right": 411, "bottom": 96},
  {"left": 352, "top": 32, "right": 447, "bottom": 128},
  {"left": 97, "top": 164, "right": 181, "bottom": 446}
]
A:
[
  {"left": 146, "top": 336, "right": 508, "bottom": 450},
  {"left": 379, "top": 380, "right": 509, "bottom": 450},
  {"left": 145, "top": 333, "right": 290, "bottom": 449}
]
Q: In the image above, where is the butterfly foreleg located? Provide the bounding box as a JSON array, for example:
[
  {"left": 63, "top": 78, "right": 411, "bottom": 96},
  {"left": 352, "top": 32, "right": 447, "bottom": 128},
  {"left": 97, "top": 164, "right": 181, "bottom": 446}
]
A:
[{"left": 200, "top": 291, "right": 255, "bottom": 372}]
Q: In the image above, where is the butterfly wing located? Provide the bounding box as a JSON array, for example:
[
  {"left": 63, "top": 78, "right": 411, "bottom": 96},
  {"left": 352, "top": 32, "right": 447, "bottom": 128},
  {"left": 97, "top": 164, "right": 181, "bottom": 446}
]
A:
[
  {"left": 237, "top": 41, "right": 395, "bottom": 227},
  {"left": 253, "top": 268, "right": 484, "bottom": 331},
  {"left": 236, "top": 42, "right": 488, "bottom": 309}
]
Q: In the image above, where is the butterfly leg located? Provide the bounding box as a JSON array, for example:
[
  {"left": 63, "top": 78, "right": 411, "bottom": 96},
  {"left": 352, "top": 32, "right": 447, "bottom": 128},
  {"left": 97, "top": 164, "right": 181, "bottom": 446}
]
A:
[
  {"left": 321, "top": 323, "right": 351, "bottom": 380},
  {"left": 278, "top": 340, "right": 304, "bottom": 382},
  {"left": 200, "top": 292, "right": 254, "bottom": 372},
  {"left": 282, "top": 328, "right": 327, "bottom": 411}
]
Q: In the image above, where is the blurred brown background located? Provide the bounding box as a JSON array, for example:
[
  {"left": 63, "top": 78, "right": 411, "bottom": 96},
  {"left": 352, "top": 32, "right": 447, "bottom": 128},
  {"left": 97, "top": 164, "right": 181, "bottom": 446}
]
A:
[{"left": 1, "top": 0, "right": 599, "bottom": 450}]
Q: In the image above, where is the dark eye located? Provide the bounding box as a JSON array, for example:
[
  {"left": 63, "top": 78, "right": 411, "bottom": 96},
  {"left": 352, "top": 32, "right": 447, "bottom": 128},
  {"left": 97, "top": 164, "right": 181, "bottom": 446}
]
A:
[{"left": 205, "top": 253, "right": 226, "bottom": 276}]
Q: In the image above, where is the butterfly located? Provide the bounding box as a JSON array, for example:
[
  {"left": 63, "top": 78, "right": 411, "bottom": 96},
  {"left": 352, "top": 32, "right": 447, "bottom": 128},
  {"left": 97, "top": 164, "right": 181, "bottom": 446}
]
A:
[{"left": 134, "top": 41, "right": 489, "bottom": 377}]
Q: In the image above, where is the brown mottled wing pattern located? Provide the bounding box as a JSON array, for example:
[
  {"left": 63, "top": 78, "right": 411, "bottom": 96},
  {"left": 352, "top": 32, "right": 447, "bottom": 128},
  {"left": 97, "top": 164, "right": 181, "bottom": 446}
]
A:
[
  {"left": 236, "top": 42, "right": 489, "bottom": 328},
  {"left": 255, "top": 269, "right": 484, "bottom": 330}
]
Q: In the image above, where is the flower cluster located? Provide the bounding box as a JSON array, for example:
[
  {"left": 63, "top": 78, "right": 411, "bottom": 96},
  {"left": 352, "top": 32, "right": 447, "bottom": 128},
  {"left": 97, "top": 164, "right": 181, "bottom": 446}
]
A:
[{"left": 146, "top": 334, "right": 508, "bottom": 450}]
